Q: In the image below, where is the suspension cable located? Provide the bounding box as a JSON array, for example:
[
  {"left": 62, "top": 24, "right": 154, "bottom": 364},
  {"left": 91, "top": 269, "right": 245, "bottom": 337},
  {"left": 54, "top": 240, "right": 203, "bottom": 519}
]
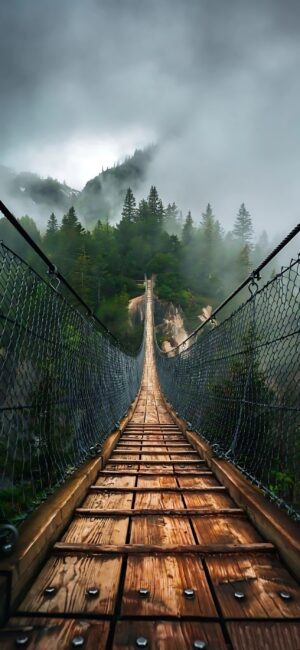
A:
[
  {"left": 0, "top": 200, "right": 120, "bottom": 344},
  {"left": 169, "top": 222, "right": 300, "bottom": 353}
]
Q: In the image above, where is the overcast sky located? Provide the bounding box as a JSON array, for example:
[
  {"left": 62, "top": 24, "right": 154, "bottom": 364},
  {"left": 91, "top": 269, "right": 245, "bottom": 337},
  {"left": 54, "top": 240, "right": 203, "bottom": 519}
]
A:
[{"left": 0, "top": 0, "right": 300, "bottom": 235}]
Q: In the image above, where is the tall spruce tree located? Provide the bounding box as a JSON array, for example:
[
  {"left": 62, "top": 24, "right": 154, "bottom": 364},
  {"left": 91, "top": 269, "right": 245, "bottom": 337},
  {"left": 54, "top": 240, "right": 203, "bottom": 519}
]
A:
[
  {"left": 121, "top": 187, "right": 136, "bottom": 222},
  {"left": 233, "top": 203, "right": 253, "bottom": 246},
  {"left": 182, "top": 211, "right": 194, "bottom": 246}
]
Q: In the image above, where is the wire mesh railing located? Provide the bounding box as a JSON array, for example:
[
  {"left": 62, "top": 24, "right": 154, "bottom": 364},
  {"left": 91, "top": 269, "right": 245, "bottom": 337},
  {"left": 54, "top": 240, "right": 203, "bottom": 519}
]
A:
[
  {"left": 155, "top": 234, "right": 300, "bottom": 519},
  {"left": 0, "top": 242, "right": 145, "bottom": 526}
]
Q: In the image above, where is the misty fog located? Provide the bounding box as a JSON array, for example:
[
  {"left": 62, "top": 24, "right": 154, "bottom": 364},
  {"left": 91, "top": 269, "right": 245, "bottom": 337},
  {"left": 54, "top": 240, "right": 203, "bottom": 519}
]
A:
[{"left": 1, "top": 0, "right": 300, "bottom": 239}]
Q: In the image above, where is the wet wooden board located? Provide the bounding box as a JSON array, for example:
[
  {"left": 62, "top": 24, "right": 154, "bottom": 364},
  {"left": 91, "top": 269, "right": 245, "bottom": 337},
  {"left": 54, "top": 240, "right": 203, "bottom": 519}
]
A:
[
  {"left": 130, "top": 515, "right": 195, "bottom": 545},
  {"left": 121, "top": 555, "right": 217, "bottom": 617},
  {"left": 136, "top": 475, "right": 177, "bottom": 487},
  {"left": 61, "top": 516, "right": 129, "bottom": 545},
  {"left": 82, "top": 492, "right": 133, "bottom": 510},
  {"left": 207, "top": 552, "right": 300, "bottom": 618},
  {"left": 1, "top": 618, "right": 110, "bottom": 649},
  {"left": 19, "top": 555, "right": 122, "bottom": 615},
  {"left": 183, "top": 490, "right": 236, "bottom": 510},
  {"left": 227, "top": 622, "right": 300, "bottom": 650},
  {"left": 95, "top": 474, "right": 136, "bottom": 488},
  {"left": 114, "top": 621, "right": 228, "bottom": 649},
  {"left": 192, "top": 514, "right": 263, "bottom": 545},
  {"left": 178, "top": 475, "right": 220, "bottom": 487},
  {"left": 134, "top": 491, "right": 185, "bottom": 509}
]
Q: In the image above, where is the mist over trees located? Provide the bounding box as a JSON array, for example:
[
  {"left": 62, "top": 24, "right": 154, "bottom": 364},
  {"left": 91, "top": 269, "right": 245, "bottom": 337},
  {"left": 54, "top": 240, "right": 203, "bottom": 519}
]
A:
[{"left": 0, "top": 186, "right": 270, "bottom": 347}]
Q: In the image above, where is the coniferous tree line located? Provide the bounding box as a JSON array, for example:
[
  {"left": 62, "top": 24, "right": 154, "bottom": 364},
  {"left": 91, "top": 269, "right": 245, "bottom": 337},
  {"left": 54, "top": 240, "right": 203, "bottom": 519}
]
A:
[{"left": 0, "top": 186, "right": 270, "bottom": 348}]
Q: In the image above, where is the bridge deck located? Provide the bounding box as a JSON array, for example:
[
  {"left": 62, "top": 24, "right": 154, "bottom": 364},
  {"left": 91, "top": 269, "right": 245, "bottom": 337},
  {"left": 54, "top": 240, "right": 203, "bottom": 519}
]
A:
[{"left": 2, "top": 283, "right": 300, "bottom": 648}]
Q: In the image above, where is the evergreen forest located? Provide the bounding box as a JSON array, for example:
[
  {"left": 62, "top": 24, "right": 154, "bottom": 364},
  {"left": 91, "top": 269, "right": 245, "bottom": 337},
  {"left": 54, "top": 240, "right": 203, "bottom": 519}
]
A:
[{"left": 0, "top": 186, "right": 270, "bottom": 350}]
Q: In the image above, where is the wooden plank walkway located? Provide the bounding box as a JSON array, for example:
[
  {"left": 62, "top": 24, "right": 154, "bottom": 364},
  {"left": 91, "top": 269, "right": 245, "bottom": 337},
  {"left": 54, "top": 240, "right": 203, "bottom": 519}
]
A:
[{"left": 1, "top": 281, "right": 300, "bottom": 649}]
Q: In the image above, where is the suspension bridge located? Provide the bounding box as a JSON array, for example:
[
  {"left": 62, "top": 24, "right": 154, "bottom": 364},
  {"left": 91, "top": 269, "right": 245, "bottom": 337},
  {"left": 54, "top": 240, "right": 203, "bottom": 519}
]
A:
[{"left": 0, "top": 202, "right": 299, "bottom": 649}]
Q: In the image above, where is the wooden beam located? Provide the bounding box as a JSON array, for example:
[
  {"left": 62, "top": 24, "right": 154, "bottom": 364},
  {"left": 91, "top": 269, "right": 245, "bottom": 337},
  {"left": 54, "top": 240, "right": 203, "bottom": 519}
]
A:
[
  {"left": 98, "top": 470, "right": 213, "bottom": 477},
  {"left": 108, "top": 459, "right": 205, "bottom": 465},
  {"left": 53, "top": 541, "right": 274, "bottom": 556},
  {"left": 89, "top": 485, "right": 226, "bottom": 493},
  {"left": 75, "top": 507, "right": 243, "bottom": 517}
]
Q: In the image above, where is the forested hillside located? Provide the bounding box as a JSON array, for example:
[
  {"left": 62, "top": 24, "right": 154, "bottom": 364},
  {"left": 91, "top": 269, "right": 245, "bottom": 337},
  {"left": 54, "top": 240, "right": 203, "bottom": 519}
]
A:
[{"left": 0, "top": 185, "right": 270, "bottom": 350}]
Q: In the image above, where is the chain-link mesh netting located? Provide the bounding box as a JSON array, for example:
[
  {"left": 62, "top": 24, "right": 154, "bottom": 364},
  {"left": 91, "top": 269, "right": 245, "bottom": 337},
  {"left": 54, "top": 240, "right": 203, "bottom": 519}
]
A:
[
  {"left": 0, "top": 243, "right": 145, "bottom": 524},
  {"left": 155, "top": 254, "right": 300, "bottom": 519}
]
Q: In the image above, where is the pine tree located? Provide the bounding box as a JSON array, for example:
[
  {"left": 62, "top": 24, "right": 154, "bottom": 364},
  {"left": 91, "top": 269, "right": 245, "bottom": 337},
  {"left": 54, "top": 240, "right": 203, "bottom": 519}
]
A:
[
  {"left": 44, "top": 213, "right": 59, "bottom": 255},
  {"left": 148, "top": 186, "right": 160, "bottom": 215},
  {"left": 182, "top": 211, "right": 194, "bottom": 246},
  {"left": 121, "top": 188, "right": 136, "bottom": 222},
  {"left": 233, "top": 203, "right": 253, "bottom": 246}
]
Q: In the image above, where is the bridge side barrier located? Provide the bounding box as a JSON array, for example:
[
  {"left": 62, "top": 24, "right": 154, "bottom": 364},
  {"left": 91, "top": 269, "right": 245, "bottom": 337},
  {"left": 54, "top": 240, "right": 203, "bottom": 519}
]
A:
[
  {"left": 0, "top": 238, "right": 145, "bottom": 532},
  {"left": 154, "top": 228, "right": 300, "bottom": 519}
]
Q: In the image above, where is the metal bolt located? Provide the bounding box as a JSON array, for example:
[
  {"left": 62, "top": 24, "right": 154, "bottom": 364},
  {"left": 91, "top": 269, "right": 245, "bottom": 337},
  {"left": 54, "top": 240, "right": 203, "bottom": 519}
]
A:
[
  {"left": 234, "top": 591, "right": 245, "bottom": 600},
  {"left": 139, "top": 587, "right": 149, "bottom": 597},
  {"left": 44, "top": 586, "right": 56, "bottom": 597},
  {"left": 86, "top": 587, "right": 99, "bottom": 598},
  {"left": 279, "top": 590, "right": 292, "bottom": 600},
  {"left": 193, "top": 642, "right": 207, "bottom": 650},
  {"left": 184, "top": 588, "right": 195, "bottom": 599},
  {"left": 136, "top": 638, "right": 148, "bottom": 648},
  {"left": 72, "top": 636, "right": 85, "bottom": 647},
  {"left": 16, "top": 637, "right": 30, "bottom": 647}
]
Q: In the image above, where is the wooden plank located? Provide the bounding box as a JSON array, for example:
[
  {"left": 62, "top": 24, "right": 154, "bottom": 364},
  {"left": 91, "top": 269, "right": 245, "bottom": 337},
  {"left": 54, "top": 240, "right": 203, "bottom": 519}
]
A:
[
  {"left": 183, "top": 491, "right": 236, "bottom": 510},
  {"left": 192, "top": 515, "right": 263, "bottom": 545},
  {"left": 82, "top": 491, "right": 133, "bottom": 510},
  {"left": 76, "top": 507, "right": 244, "bottom": 517},
  {"left": 95, "top": 474, "right": 136, "bottom": 487},
  {"left": 136, "top": 475, "right": 177, "bottom": 487},
  {"left": 130, "top": 516, "right": 195, "bottom": 545},
  {"left": 54, "top": 542, "right": 274, "bottom": 555},
  {"left": 207, "top": 552, "right": 300, "bottom": 618},
  {"left": 178, "top": 475, "right": 221, "bottom": 488},
  {"left": 134, "top": 491, "right": 185, "bottom": 510},
  {"left": 121, "top": 555, "right": 217, "bottom": 617},
  {"left": 114, "top": 621, "right": 228, "bottom": 650},
  {"left": 19, "top": 555, "right": 122, "bottom": 615},
  {"left": 2, "top": 617, "right": 110, "bottom": 649},
  {"left": 61, "top": 516, "right": 129, "bottom": 545},
  {"left": 227, "top": 622, "right": 300, "bottom": 650}
]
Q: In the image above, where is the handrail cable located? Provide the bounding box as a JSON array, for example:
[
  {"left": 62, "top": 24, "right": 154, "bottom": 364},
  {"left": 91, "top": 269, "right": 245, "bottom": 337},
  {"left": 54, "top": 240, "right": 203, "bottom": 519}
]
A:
[
  {"left": 169, "top": 222, "right": 300, "bottom": 352},
  {"left": 0, "top": 199, "right": 120, "bottom": 344}
]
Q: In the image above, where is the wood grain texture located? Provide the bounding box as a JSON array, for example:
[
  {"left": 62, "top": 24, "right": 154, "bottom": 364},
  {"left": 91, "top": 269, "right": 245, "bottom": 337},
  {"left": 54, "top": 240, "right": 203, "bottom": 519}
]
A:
[
  {"left": 19, "top": 555, "right": 122, "bottom": 615},
  {"left": 82, "top": 492, "right": 133, "bottom": 510},
  {"left": 114, "top": 621, "right": 228, "bottom": 649},
  {"left": 183, "top": 490, "right": 235, "bottom": 510},
  {"left": 121, "top": 554, "right": 217, "bottom": 617},
  {"left": 95, "top": 474, "right": 136, "bottom": 488},
  {"left": 207, "top": 552, "right": 300, "bottom": 618},
  {"left": 130, "top": 515, "right": 201, "bottom": 545},
  {"left": 61, "top": 516, "right": 129, "bottom": 545},
  {"left": 192, "top": 515, "right": 263, "bottom": 545},
  {"left": 227, "top": 622, "right": 300, "bottom": 650},
  {"left": 137, "top": 475, "right": 177, "bottom": 487},
  {"left": 134, "top": 491, "right": 185, "bottom": 509},
  {"left": 2, "top": 617, "right": 110, "bottom": 650},
  {"left": 178, "top": 475, "right": 220, "bottom": 487}
]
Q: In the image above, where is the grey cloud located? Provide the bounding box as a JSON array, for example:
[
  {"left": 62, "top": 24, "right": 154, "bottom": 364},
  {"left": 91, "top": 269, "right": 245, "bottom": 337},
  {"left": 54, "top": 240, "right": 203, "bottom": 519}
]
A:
[{"left": 0, "top": 0, "right": 300, "bottom": 239}]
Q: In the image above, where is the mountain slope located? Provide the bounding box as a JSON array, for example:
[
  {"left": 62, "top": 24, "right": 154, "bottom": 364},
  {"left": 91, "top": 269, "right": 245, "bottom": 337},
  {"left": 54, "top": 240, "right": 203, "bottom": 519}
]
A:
[{"left": 0, "top": 146, "right": 155, "bottom": 227}]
